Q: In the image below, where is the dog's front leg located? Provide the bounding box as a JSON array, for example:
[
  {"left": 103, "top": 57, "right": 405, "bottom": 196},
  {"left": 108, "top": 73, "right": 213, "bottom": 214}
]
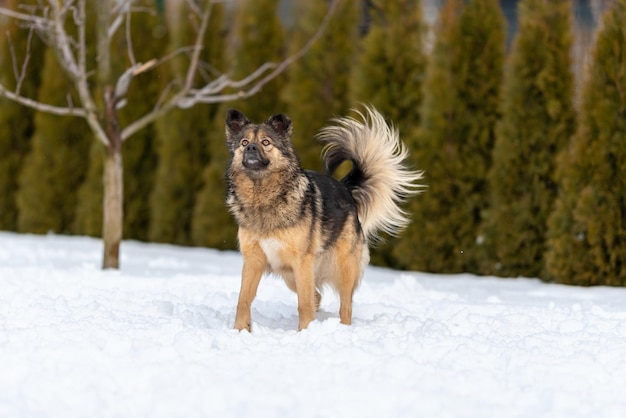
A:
[
  {"left": 234, "top": 245, "right": 267, "bottom": 332},
  {"left": 294, "top": 254, "right": 316, "bottom": 331}
]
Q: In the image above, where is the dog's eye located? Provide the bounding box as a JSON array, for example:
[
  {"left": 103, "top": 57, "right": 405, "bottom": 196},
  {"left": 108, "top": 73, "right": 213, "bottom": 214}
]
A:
[
  {"left": 261, "top": 139, "right": 271, "bottom": 146},
  {"left": 241, "top": 139, "right": 249, "bottom": 147}
]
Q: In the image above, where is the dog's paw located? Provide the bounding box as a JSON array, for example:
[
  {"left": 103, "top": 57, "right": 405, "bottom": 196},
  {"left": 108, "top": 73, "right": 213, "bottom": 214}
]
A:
[{"left": 233, "top": 320, "right": 251, "bottom": 332}]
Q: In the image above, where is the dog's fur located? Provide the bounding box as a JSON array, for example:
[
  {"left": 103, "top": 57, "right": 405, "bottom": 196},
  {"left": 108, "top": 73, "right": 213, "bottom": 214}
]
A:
[{"left": 225, "top": 106, "right": 422, "bottom": 331}]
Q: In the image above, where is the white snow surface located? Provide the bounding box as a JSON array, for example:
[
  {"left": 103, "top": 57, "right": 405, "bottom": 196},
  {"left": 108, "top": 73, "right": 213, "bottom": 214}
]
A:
[{"left": 1, "top": 232, "right": 626, "bottom": 418}]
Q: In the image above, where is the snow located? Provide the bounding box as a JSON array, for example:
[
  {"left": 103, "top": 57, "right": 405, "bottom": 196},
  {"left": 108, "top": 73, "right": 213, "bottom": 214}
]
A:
[{"left": 1, "top": 232, "right": 626, "bottom": 418}]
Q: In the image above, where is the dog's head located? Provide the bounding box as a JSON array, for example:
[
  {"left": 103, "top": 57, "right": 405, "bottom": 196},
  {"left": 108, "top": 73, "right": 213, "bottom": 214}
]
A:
[{"left": 225, "top": 109, "right": 296, "bottom": 176}]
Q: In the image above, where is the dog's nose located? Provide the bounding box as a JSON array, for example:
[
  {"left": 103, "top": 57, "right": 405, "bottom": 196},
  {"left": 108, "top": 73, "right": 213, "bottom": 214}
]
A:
[{"left": 246, "top": 143, "right": 258, "bottom": 152}]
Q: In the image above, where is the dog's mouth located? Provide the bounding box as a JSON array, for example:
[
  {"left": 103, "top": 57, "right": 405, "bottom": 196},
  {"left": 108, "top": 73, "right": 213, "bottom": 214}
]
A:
[{"left": 243, "top": 152, "right": 270, "bottom": 170}]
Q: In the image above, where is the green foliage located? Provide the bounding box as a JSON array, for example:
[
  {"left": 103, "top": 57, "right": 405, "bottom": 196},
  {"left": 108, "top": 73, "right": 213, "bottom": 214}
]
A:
[
  {"left": 16, "top": 49, "right": 92, "bottom": 233},
  {"left": 350, "top": 0, "right": 427, "bottom": 267},
  {"left": 225, "top": 0, "right": 286, "bottom": 119},
  {"left": 282, "top": 0, "right": 360, "bottom": 171},
  {"left": 482, "top": 0, "right": 576, "bottom": 278},
  {"left": 191, "top": 0, "right": 285, "bottom": 249},
  {"left": 191, "top": 108, "right": 238, "bottom": 250},
  {"left": 351, "top": 0, "right": 426, "bottom": 127},
  {"left": 149, "top": 1, "right": 226, "bottom": 245},
  {"left": 545, "top": 0, "right": 626, "bottom": 286},
  {"left": 0, "top": 0, "right": 46, "bottom": 231},
  {"left": 75, "top": 1, "right": 167, "bottom": 240},
  {"left": 74, "top": 142, "right": 104, "bottom": 236},
  {"left": 394, "top": 0, "right": 506, "bottom": 274}
]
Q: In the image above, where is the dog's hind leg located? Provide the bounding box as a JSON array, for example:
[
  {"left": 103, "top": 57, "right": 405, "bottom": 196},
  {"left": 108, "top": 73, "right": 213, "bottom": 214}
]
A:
[
  {"left": 234, "top": 241, "right": 267, "bottom": 332},
  {"left": 335, "top": 239, "right": 365, "bottom": 326},
  {"left": 338, "top": 259, "right": 360, "bottom": 325},
  {"left": 281, "top": 270, "right": 320, "bottom": 311}
]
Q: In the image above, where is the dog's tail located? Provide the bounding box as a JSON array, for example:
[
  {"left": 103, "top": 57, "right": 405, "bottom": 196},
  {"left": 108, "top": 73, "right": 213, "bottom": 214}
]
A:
[{"left": 317, "top": 106, "right": 424, "bottom": 242}]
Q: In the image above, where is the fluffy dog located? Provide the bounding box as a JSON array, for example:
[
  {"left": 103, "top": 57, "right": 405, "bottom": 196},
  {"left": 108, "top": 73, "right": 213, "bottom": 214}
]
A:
[{"left": 225, "top": 106, "right": 422, "bottom": 331}]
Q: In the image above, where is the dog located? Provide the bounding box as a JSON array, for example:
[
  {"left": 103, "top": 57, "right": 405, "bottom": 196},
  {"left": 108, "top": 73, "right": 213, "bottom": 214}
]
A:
[{"left": 225, "top": 106, "right": 423, "bottom": 331}]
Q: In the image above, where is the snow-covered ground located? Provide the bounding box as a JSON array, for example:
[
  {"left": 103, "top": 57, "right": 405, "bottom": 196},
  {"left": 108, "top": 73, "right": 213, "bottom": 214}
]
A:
[{"left": 1, "top": 232, "right": 626, "bottom": 418}]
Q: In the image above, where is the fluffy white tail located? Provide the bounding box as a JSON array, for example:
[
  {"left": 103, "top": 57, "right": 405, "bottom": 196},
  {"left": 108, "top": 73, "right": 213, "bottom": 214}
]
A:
[{"left": 317, "top": 106, "right": 424, "bottom": 242}]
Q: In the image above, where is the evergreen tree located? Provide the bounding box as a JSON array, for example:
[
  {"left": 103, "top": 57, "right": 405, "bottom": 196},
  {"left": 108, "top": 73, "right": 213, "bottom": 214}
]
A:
[
  {"left": 191, "top": 109, "right": 238, "bottom": 250},
  {"left": 350, "top": 0, "right": 425, "bottom": 127},
  {"left": 74, "top": 142, "right": 104, "bottom": 236},
  {"left": 75, "top": 1, "right": 167, "bottom": 240},
  {"left": 394, "top": 0, "right": 506, "bottom": 274},
  {"left": 350, "top": 0, "right": 427, "bottom": 267},
  {"left": 282, "top": 0, "right": 360, "bottom": 171},
  {"left": 0, "top": 0, "right": 46, "bottom": 231},
  {"left": 191, "top": 0, "right": 285, "bottom": 249},
  {"left": 16, "top": 48, "right": 93, "bottom": 234},
  {"left": 223, "top": 0, "right": 286, "bottom": 120},
  {"left": 482, "top": 0, "right": 575, "bottom": 277},
  {"left": 149, "top": 1, "right": 226, "bottom": 245},
  {"left": 545, "top": 0, "right": 626, "bottom": 286}
]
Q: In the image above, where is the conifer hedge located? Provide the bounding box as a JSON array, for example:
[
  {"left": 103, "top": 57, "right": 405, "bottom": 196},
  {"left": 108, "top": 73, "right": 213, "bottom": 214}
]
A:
[
  {"left": 482, "top": 0, "right": 576, "bottom": 278},
  {"left": 74, "top": 1, "right": 167, "bottom": 240},
  {"left": 394, "top": 0, "right": 506, "bottom": 274},
  {"left": 0, "top": 0, "right": 45, "bottom": 231},
  {"left": 545, "top": 0, "right": 626, "bottom": 286},
  {"left": 350, "top": 0, "right": 426, "bottom": 267},
  {"left": 16, "top": 49, "right": 93, "bottom": 234},
  {"left": 282, "top": 0, "right": 359, "bottom": 171},
  {"left": 148, "top": 1, "right": 226, "bottom": 245},
  {"left": 191, "top": 0, "right": 285, "bottom": 249}
]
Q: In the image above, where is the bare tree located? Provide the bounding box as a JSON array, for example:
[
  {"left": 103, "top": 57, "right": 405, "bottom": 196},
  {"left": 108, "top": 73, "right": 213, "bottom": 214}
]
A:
[{"left": 0, "top": 0, "right": 339, "bottom": 269}]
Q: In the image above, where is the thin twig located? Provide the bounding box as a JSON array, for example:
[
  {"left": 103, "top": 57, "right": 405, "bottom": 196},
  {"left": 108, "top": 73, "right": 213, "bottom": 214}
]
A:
[
  {"left": 7, "top": 31, "right": 20, "bottom": 87},
  {"left": 122, "top": 0, "right": 339, "bottom": 139},
  {"left": 0, "top": 6, "right": 50, "bottom": 30},
  {"left": 125, "top": 3, "right": 136, "bottom": 67},
  {"left": 183, "top": 1, "right": 212, "bottom": 91},
  {"left": 181, "top": 0, "right": 340, "bottom": 107},
  {"left": 15, "top": 28, "right": 35, "bottom": 95},
  {"left": 46, "top": 0, "right": 79, "bottom": 79},
  {"left": 184, "top": 0, "right": 202, "bottom": 18},
  {"left": 0, "top": 83, "right": 87, "bottom": 116}
]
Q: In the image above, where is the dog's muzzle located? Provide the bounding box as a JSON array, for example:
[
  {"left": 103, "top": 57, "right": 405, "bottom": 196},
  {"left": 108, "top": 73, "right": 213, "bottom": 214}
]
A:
[{"left": 243, "top": 143, "right": 269, "bottom": 170}]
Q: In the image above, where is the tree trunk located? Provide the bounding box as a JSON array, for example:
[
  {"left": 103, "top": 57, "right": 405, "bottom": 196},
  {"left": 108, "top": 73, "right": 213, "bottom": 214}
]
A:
[
  {"left": 102, "top": 146, "right": 123, "bottom": 269},
  {"left": 102, "top": 86, "right": 123, "bottom": 269}
]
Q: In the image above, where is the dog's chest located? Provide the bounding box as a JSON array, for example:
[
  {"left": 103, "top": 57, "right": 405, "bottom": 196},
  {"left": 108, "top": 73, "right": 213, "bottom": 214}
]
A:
[{"left": 259, "top": 238, "right": 285, "bottom": 271}]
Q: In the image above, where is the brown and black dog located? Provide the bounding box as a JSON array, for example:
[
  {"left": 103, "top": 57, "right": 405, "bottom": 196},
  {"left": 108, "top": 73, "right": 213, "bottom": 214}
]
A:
[{"left": 225, "top": 106, "right": 422, "bottom": 331}]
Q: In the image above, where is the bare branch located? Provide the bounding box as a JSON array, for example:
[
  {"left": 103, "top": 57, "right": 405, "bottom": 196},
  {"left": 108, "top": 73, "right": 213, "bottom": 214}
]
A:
[
  {"left": 121, "top": 96, "right": 180, "bottom": 141},
  {"left": 46, "top": 0, "right": 79, "bottom": 79},
  {"left": 179, "top": 0, "right": 340, "bottom": 108},
  {"left": 0, "top": 6, "right": 50, "bottom": 31},
  {"left": 76, "top": 0, "right": 86, "bottom": 81},
  {"left": 183, "top": 1, "right": 213, "bottom": 91},
  {"left": 108, "top": 0, "right": 131, "bottom": 39},
  {"left": 0, "top": 83, "right": 87, "bottom": 117},
  {"left": 153, "top": 45, "right": 199, "bottom": 69},
  {"left": 125, "top": 3, "right": 136, "bottom": 67},
  {"left": 114, "top": 59, "right": 157, "bottom": 100},
  {"left": 189, "top": 63, "right": 276, "bottom": 98},
  {"left": 15, "top": 28, "right": 36, "bottom": 95},
  {"left": 47, "top": 0, "right": 110, "bottom": 147},
  {"left": 122, "top": 0, "right": 339, "bottom": 139},
  {"left": 59, "top": 0, "right": 76, "bottom": 19},
  {"left": 6, "top": 31, "right": 21, "bottom": 90},
  {"left": 184, "top": 0, "right": 202, "bottom": 18},
  {"left": 153, "top": 80, "right": 179, "bottom": 112}
]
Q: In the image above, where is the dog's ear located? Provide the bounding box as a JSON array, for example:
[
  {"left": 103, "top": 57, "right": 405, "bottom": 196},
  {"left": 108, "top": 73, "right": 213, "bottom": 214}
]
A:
[
  {"left": 265, "top": 113, "right": 293, "bottom": 137},
  {"left": 226, "top": 108, "right": 250, "bottom": 136}
]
